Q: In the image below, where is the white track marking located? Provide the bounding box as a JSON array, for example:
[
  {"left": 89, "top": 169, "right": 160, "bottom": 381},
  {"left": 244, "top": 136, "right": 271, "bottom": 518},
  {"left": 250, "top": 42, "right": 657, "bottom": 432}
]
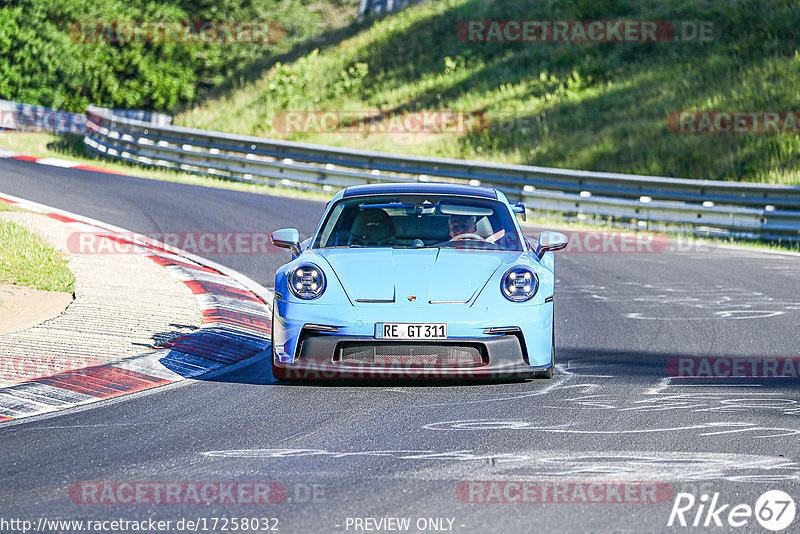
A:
[{"left": 34, "top": 158, "right": 79, "bottom": 168}]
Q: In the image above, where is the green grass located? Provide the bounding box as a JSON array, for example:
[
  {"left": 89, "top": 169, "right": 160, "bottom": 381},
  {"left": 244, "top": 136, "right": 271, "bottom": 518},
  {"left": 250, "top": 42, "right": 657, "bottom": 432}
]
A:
[
  {"left": 0, "top": 216, "right": 76, "bottom": 293},
  {"left": 178, "top": 0, "right": 800, "bottom": 184}
]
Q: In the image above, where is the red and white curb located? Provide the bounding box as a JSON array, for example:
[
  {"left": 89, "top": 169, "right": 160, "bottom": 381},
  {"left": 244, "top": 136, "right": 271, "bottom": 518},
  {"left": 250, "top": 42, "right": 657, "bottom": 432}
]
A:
[
  {"left": 0, "top": 193, "right": 274, "bottom": 423},
  {"left": 0, "top": 148, "right": 125, "bottom": 175}
]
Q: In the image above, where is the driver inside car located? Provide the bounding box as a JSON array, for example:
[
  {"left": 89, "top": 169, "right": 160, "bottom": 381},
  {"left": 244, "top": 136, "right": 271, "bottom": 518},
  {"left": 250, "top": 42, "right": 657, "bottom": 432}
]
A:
[{"left": 448, "top": 214, "right": 483, "bottom": 240}]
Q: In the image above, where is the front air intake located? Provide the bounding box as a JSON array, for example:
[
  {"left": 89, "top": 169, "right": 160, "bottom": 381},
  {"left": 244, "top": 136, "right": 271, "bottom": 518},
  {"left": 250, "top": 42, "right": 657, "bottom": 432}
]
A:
[{"left": 335, "top": 342, "right": 487, "bottom": 368}]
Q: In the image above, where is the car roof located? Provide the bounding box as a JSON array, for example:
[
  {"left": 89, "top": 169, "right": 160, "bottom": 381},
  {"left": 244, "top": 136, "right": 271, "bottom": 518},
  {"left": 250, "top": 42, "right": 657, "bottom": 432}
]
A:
[{"left": 341, "top": 182, "right": 497, "bottom": 199}]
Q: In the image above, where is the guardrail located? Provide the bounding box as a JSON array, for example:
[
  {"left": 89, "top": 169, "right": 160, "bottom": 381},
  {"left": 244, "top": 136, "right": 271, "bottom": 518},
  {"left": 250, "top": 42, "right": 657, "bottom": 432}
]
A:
[
  {"left": 0, "top": 100, "right": 171, "bottom": 135},
  {"left": 83, "top": 105, "right": 800, "bottom": 242},
  {"left": 0, "top": 99, "right": 86, "bottom": 134}
]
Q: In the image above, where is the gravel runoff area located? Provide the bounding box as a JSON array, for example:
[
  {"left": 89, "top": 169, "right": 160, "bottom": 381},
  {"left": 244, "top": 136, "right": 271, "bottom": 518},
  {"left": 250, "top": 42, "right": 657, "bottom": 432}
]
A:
[{"left": 0, "top": 210, "right": 202, "bottom": 387}]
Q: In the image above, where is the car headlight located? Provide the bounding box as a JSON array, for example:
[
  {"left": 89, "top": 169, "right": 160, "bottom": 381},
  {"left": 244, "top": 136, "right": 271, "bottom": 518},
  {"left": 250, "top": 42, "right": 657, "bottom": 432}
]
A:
[
  {"left": 289, "top": 264, "right": 326, "bottom": 300},
  {"left": 501, "top": 267, "right": 538, "bottom": 302}
]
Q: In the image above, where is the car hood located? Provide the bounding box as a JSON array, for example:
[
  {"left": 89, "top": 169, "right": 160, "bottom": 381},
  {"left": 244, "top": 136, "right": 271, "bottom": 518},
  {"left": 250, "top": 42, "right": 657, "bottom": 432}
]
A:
[{"left": 317, "top": 248, "right": 519, "bottom": 304}]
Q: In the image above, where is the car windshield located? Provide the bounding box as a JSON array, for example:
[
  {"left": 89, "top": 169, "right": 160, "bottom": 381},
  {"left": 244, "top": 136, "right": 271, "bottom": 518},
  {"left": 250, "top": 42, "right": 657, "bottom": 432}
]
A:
[{"left": 313, "top": 194, "right": 523, "bottom": 251}]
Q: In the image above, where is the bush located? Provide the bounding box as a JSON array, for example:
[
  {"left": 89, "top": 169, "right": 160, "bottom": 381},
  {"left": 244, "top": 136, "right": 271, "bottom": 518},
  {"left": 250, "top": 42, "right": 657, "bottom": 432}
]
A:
[{"left": 0, "top": 0, "right": 344, "bottom": 112}]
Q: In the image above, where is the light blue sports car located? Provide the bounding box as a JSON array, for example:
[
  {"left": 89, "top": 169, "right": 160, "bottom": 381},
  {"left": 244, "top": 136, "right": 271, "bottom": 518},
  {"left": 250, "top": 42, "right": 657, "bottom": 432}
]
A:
[{"left": 269, "top": 182, "right": 567, "bottom": 381}]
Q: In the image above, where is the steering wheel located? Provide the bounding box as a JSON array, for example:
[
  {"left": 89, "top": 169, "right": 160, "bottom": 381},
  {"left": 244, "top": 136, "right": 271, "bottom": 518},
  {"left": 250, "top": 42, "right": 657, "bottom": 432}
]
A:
[{"left": 450, "top": 233, "right": 484, "bottom": 241}]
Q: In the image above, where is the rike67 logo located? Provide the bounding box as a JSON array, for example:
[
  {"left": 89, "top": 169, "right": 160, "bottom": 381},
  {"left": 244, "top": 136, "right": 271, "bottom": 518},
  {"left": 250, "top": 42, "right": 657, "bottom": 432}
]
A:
[{"left": 668, "top": 490, "right": 796, "bottom": 531}]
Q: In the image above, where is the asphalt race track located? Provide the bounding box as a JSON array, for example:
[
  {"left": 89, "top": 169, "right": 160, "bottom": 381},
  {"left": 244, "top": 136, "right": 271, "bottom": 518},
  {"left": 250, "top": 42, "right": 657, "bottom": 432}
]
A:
[{"left": 1, "top": 159, "right": 800, "bottom": 533}]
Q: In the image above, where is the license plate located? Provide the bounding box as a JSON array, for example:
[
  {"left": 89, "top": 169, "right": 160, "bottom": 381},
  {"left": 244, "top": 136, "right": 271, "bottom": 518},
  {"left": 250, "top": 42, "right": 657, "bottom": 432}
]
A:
[{"left": 375, "top": 323, "right": 447, "bottom": 339}]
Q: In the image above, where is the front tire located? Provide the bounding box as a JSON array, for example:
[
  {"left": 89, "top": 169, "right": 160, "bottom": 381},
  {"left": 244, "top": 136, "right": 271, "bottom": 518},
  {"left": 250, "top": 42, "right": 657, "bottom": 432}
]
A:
[
  {"left": 271, "top": 343, "right": 289, "bottom": 382},
  {"left": 532, "top": 332, "right": 555, "bottom": 379},
  {"left": 270, "top": 304, "right": 289, "bottom": 382}
]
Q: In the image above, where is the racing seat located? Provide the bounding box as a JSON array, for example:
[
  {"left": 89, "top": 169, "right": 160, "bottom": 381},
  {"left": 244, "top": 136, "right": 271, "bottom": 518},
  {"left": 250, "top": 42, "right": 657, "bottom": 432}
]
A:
[{"left": 349, "top": 208, "right": 397, "bottom": 246}]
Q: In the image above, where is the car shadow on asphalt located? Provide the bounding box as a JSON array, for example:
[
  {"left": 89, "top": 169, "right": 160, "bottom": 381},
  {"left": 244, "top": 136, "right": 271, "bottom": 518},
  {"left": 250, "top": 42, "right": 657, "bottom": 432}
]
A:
[
  {"left": 155, "top": 333, "right": 800, "bottom": 391},
  {"left": 557, "top": 346, "right": 800, "bottom": 390},
  {"left": 209, "top": 359, "right": 534, "bottom": 388}
]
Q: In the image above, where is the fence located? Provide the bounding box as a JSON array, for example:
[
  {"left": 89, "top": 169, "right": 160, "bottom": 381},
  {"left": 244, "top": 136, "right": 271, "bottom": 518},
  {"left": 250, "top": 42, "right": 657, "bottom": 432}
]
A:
[{"left": 81, "top": 105, "right": 800, "bottom": 242}]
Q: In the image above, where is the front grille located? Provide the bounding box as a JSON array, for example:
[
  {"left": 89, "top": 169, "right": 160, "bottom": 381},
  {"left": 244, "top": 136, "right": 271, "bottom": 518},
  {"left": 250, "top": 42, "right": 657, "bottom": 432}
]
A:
[{"left": 336, "top": 342, "right": 487, "bottom": 368}]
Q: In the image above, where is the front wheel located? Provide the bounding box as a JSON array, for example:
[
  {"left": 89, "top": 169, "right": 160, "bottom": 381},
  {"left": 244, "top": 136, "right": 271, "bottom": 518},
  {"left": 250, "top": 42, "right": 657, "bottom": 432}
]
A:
[
  {"left": 532, "top": 332, "right": 555, "bottom": 379},
  {"left": 533, "top": 366, "right": 554, "bottom": 379},
  {"left": 270, "top": 346, "right": 289, "bottom": 381},
  {"left": 270, "top": 305, "right": 289, "bottom": 382}
]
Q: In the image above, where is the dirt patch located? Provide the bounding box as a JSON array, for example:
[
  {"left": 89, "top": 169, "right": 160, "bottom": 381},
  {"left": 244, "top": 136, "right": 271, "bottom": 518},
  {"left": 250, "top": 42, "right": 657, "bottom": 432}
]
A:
[{"left": 0, "top": 284, "right": 73, "bottom": 334}]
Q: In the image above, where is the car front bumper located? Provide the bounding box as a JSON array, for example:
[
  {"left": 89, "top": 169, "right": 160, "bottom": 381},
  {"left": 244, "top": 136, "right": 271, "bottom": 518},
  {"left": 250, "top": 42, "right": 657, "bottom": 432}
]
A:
[{"left": 271, "top": 299, "right": 554, "bottom": 379}]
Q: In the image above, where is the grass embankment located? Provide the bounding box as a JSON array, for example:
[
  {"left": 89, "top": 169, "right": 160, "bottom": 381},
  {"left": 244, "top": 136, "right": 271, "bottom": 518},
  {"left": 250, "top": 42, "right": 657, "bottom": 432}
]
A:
[
  {"left": 5, "top": 0, "right": 800, "bottom": 185},
  {"left": 179, "top": 0, "right": 800, "bottom": 184},
  {"left": 0, "top": 204, "right": 75, "bottom": 293},
  {"left": 1, "top": 1, "right": 797, "bottom": 252}
]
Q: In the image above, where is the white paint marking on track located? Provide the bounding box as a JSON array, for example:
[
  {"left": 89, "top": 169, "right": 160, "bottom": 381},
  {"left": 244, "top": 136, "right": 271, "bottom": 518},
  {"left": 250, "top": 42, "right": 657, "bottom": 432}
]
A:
[
  {"left": 110, "top": 351, "right": 188, "bottom": 381},
  {"left": 65, "top": 222, "right": 104, "bottom": 232},
  {"left": 195, "top": 294, "right": 271, "bottom": 317},
  {"left": 34, "top": 158, "right": 80, "bottom": 168},
  {"left": 198, "top": 448, "right": 800, "bottom": 482},
  {"left": 627, "top": 311, "right": 785, "bottom": 320},
  {"left": 645, "top": 377, "right": 671, "bottom": 395},
  {"left": 0, "top": 384, "right": 87, "bottom": 407},
  {"left": 668, "top": 383, "right": 765, "bottom": 387},
  {"left": 165, "top": 265, "right": 248, "bottom": 288},
  {"left": 420, "top": 420, "right": 800, "bottom": 439},
  {"left": 0, "top": 392, "right": 61, "bottom": 417},
  {"left": 8, "top": 382, "right": 95, "bottom": 404},
  {"left": 413, "top": 364, "right": 581, "bottom": 408}
]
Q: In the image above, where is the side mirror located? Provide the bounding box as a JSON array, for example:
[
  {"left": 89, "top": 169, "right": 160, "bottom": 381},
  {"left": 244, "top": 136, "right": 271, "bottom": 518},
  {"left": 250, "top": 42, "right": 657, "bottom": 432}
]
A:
[
  {"left": 512, "top": 202, "right": 527, "bottom": 221},
  {"left": 535, "top": 231, "right": 568, "bottom": 259},
  {"left": 271, "top": 228, "right": 301, "bottom": 257}
]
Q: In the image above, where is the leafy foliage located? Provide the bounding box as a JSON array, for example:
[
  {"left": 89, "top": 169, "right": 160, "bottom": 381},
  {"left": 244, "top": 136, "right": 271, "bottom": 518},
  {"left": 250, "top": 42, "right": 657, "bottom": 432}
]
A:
[
  {"left": 182, "top": 0, "right": 800, "bottom": 183},
  {"left": 0, "top": 0, "right": 345, "bottom": 112}
]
